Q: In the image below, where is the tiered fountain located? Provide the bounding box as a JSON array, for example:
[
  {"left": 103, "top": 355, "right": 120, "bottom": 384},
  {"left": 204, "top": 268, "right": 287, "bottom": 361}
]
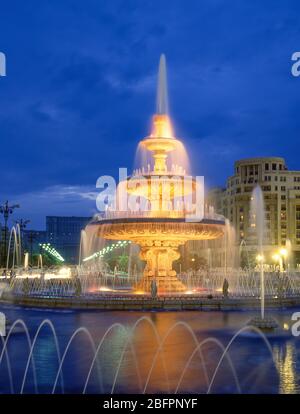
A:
[{"left": 89, "top": 55, "right": 225, "bottom": 294}]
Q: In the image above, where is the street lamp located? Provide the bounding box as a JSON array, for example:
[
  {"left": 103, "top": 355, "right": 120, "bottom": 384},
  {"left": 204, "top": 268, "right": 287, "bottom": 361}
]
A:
[
  {"left": 272, "top": 253, "right": 280, "bottom": 262},
  {"left": 0, "top": 201, "right": 20, "bottom": 266},
  {"left": 256, "top": 254, "right": 264, "bottom": 263},
  {"left": 272, "top": 248, "right": 288, "bottom": 272},
  {"left": 279, "top": 247, "right": 288, "bottom": 271},
  {"left": 15, "top": 218, "right": 30, "bottom": 231},
  {"left": 280, "top": 248, "right": 288, "bottom": 258},
  {"left": 27, "top": 231, "right": 37, "bottom": 267}
]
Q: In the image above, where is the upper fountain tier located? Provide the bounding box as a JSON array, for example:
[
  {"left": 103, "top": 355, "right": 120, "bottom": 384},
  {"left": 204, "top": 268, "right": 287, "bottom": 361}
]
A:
[
  {"left": 126, "top": 55, "right": 199, "bottom": 208},
  {"left": 139, "top": 54, "right": 184, "bottom": 175},
  {"left": 140, "top": 114, "right": 180, "bottom": 174}
]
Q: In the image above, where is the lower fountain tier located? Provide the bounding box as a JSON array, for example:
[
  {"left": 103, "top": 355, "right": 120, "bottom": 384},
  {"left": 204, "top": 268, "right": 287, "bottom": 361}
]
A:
[
  {"left": 95, "top": 219, "right": 225, "bottom": 293},
  {"left": 96, "top": 219, "right": 225, "bottom": 242},
  {"left": 136, "top": 244, "right": 186, "bottom": 293}
]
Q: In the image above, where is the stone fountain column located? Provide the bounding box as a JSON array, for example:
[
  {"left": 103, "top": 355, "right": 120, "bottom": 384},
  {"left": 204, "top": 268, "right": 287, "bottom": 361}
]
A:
[{"left": 137, "top": 241, "right": 186, "bottom": 293}]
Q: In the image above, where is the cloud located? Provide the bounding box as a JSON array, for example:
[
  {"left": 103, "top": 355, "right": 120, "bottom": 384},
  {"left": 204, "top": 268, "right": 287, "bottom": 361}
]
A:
[{"left": 5, "top": 185, "right": 99, "bottom": 229}]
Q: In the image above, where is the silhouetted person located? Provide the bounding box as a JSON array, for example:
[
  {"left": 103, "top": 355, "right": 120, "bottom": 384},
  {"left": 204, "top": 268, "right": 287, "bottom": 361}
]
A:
[
  {"left": 223, "top": 278, "right": 229, "bottom": 298},
  {"left": 151, "top": 278, "right": 157, "bottom": 299}
]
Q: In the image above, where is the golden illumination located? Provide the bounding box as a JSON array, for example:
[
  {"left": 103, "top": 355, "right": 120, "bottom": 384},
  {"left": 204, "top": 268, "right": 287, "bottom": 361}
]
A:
[
  {"left": 142, "top": 114, "right": 178, "bottom": 173},
  {"left": 151, "top": 114, "right": 173, "bottom": 138},
  {"left": 256, "top": 254, "right": 264, "bottom": 263},
  {"left": 280, "top": 248, "right": 288, "bottom": 257},
  {"left": 96, "top": 58, "right": 225, "bottom": 294}
]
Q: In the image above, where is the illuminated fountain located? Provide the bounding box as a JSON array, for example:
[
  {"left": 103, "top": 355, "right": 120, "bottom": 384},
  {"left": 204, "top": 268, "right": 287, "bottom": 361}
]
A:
[{"left": 88, "top": 55, "right": 225, "bottom": 294}]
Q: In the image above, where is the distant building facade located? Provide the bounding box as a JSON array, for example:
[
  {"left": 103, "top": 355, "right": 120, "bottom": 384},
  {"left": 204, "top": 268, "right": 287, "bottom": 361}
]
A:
[
  {"left": 208, "top": 157, "right": 300, "bottom": 266},
  {"left": 0, "top": 224, "right": 8, "bottom": 266},
  {"left": 46, "top": 216, "right": 91, "bottom": 263}
]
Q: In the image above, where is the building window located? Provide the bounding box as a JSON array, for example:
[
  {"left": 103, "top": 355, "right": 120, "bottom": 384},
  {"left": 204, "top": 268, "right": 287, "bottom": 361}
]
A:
[
  {"left": 272, "top": 163, "right": 277, "bottom": 170},
  {"left": 265, "top": 163, "right": 269, "bottom": 171},
  {"left": 262, "top": 185, "right": 271, "bottom": 191}
]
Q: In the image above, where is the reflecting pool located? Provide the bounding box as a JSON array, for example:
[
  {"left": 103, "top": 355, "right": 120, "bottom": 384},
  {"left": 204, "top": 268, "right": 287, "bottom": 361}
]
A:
[{"left": 0, "top": 305, "right": 300, "bottom": 394}]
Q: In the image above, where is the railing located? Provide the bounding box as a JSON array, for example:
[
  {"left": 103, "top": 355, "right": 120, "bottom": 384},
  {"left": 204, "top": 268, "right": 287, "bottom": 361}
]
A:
[{"left": 92, "top": 209, "right": 224, "bottom": 222}]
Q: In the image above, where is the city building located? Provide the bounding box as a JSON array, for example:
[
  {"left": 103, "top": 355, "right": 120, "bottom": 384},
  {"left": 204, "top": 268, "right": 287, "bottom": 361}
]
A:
[
  {"left": 208, "top": 157, "right": 300, "bottom": 266},
  {"left": 46, "top": 216, "right": 91, "bottom": 263},
  {"left": 0, "top": 224, "right": 8, "bottom": 266}
]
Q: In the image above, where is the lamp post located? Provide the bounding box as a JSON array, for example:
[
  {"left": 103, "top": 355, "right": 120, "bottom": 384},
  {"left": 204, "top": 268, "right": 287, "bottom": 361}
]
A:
[
  {"left": 279, "top": 248, "right": 288, "bottom": 271},
  {"left": 272, "top": 253, "right": 281, "bottom": 272},
  {"left": 27, "top": 231, "right": 37, "bottom": 267},
  {"left": 272, "top": 248, "right": 288, "bottom": 273},
  {"left": 0, "top": 201, "right": 20, "bottom": 267}
]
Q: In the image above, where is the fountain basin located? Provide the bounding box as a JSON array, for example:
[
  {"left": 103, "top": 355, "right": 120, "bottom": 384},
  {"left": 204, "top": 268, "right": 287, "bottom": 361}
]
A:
[
  {"left": 91, "top": 217, "right": 225, "bottom": 293},
  {"left": 248, "top": 316, "right": 279, "bottom": 331}
]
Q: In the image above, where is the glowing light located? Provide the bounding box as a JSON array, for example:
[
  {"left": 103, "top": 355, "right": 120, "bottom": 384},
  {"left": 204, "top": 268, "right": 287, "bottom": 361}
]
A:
[
  {"left": 43, "top": 267, "right": 71, "bottom": 279},
  {"left": 272, "top": 254, "right": 280, "bottom": 262},
  {"left": 99, "top": 286, "right": 113, "bottom": 292},
  {"left": 39, "top": 243, "right": 64, "bottom": 262},
  {"left": 151, "top": 114, "right": 173, "bottom": 138},
  {"left": 256, "top": 254, "right": 264, "bottom": 263},
  {"left": 16, "top": 273, "right": 40, "bottom": 279},
  {"left": 280, "top": 248, "right": 288, "bottom": 257},
  {"left": 83, "top": 240, "right": 131, "bottom": 262}
]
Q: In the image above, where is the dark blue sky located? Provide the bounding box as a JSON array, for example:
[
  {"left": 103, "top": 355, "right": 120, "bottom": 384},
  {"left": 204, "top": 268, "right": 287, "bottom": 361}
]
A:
[{"left": 1, "top": 0, "right": 300, "bottom": 228}]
